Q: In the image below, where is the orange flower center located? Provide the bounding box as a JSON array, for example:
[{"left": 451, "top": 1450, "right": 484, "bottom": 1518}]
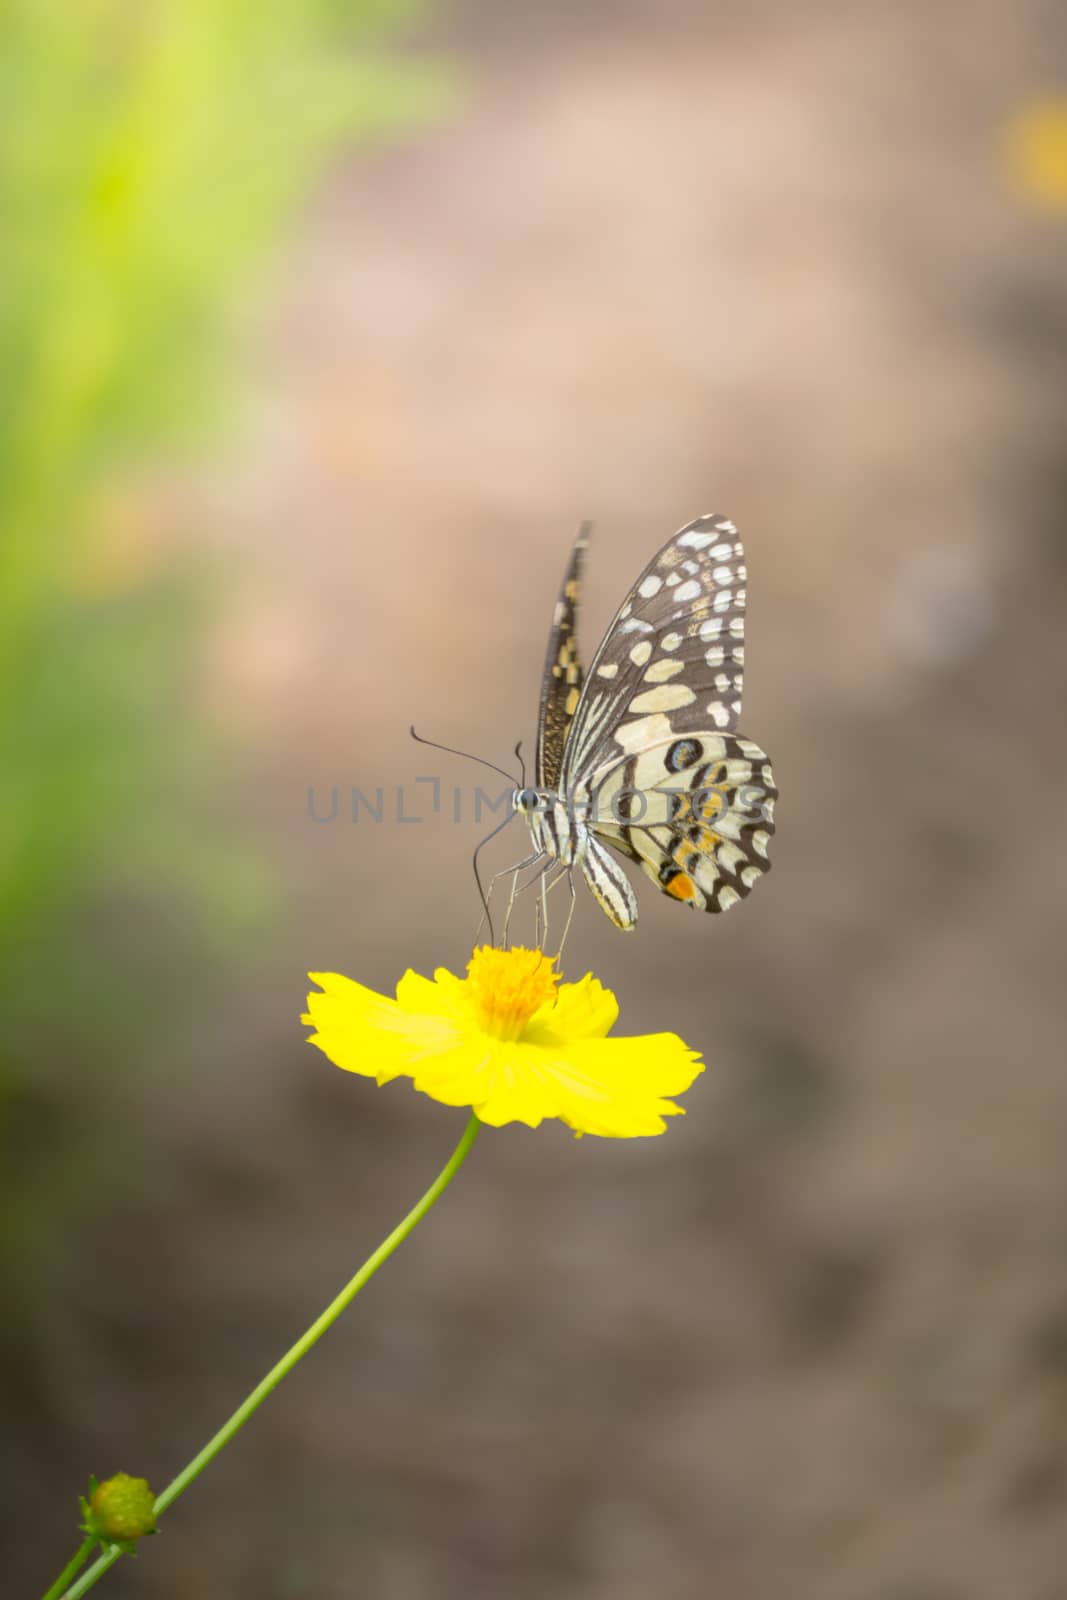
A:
[{"left": 466, "top": 945, "right": 560, "bottom": 1040}]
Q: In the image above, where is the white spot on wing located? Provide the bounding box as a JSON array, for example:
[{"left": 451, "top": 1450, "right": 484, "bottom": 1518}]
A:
[
  {"left": 717, "top": 842, "right": 745, "bottom": 876},
  {"left": 644, "top": 657, "right": 684, "bottom": 683},
  {"left": 612, "top": 713, "right": 675, "bottom": 753},
  {"left": 709, "top": 701, "right": 731, "bottom": 727},
  {"left": 638, "top": 574, "right": 663, "bottom": 599},
  {"left": 629, "top": 640, "right": 653, "bottom": 666},
  {"left": 674, "top": 579, "right": 702, "bottom": 603},
  {"left": 661, "top": 631, "right": 682, "bottom": 651},
  {"left": 678, "top": 530, "right": 714, "bottom": 550},
  {"left": 629, "top": 684, "right": 697, "bottom": 713},
  {"left": 596, "top": 661, "right": 619, "bottom": 679}
]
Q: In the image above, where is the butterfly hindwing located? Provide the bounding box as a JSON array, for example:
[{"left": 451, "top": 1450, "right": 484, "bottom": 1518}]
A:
[
  {"left": 535, "top": 521, "right": 591, "bottom": 789},
  {"left": 585, "top": 733, "right": 776, "bottom": 915},
  {"left": 561, "top": 514, "right": 748, "bottom": 784}
]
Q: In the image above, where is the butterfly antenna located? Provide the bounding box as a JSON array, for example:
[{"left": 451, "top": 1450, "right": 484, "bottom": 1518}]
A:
[
  {"left": 514, "top": 739, "right": 526, "bottom": 787},
  {"left": 409, "top": 726, "right": 519, "bottom": 786}
]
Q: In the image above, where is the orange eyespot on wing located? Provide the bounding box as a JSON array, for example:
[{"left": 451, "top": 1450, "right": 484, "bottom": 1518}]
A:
[{"left": 665, "top": 870, "right": 696, "bottom": 902}]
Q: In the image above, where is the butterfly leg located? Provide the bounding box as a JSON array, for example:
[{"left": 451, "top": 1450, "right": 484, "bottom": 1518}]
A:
[
  {"left": 475, "top": 849, "right": 542, "bottom": 948},
  {"left": 552, "top": 869, "right": 578, "bottom": 965},
  {"left": 535, "top": 861, "right": 571, "bottom": 951},
  {"left": 503, "top": 854, "right": 553, "bottom": 948}
]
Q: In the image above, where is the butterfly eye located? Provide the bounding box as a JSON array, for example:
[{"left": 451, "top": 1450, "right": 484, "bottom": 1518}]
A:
[{"left": 518, "top": 788, "right": 541, "bottom": 811}]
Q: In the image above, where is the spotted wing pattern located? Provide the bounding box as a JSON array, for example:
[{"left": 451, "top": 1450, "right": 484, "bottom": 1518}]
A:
[
  {"left": 562, "top": 514, "right": 748, "bottom": 783},
  {"left": 535, "top": 522, "right": 591, "bottom": 789},
  {"left": 587, "top": 733, "right": 777, "bottom": 915},
  {"left": 558, "top": 514, "right": 774, "bottom": 924}
]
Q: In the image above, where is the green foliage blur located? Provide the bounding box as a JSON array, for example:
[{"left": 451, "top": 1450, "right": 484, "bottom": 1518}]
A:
[{"left": 0, "top": 0, "right": 452, "bottom": 1275}]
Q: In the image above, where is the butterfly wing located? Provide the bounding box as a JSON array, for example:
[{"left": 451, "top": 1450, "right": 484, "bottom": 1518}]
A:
[
  {"left": 535, "top": 522, "right": 591, "bottom": 788},
  {"left": 559, "top": 512, "right": 775, "bottom": 920},
  {"left": 586, "top": 733, "right": 776, "bottom": 915},
  {"left": 561, "top": 513, "right": 747, "bottom": 784}
]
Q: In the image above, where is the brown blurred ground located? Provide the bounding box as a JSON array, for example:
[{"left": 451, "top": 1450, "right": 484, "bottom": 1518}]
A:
[{"left": 13, "top": 2, "right": 1067, "bottom": 1597}]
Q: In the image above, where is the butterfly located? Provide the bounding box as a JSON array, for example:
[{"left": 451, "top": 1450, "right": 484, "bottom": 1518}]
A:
[{"left": 510, "top": 514, "right": 777, "bottom": 931}]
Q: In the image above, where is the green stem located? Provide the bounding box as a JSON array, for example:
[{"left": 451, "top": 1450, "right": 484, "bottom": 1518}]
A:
[
  {"left": 56, "top": 1111, "right": 482, "bottom": 1600},
  {"left": 40, "top": 1534, "right": 95, "bottom": 1600}
]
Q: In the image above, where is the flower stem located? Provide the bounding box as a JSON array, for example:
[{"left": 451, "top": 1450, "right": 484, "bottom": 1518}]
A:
[
  {"left": 53, "top": 1111, "right": 482, "bottom": 1600},
  {"left": 39, "top": 1534, "right": 95, "bottom": 1600}
]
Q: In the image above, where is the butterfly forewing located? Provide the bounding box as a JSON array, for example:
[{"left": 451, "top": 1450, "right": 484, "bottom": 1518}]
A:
[
  {"left": 561, "top": 514, "right": 747, "bottom": 784},
  {"left": 535, "top": 522, "right": 591, "bottom": 789}
]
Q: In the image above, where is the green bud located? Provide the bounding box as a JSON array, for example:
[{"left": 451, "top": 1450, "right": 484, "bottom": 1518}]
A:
[{"left": 81, "top": 1473, "right": 157, "bottom": 1550}]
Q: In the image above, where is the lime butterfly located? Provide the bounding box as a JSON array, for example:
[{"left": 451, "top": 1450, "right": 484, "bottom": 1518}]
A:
[{"left": 510, "top": 514, "right": 776, "bottom": 931}]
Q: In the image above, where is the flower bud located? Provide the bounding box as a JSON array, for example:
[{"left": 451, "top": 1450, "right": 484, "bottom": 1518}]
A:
[{"left": 83, "top": 1474, "right": 157, "bottom": 1547}]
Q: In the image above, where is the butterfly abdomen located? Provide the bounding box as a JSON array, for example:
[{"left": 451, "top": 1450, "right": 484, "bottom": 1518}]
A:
[{"left": 512, "top": 789, "right": 640, "bottom": 929}]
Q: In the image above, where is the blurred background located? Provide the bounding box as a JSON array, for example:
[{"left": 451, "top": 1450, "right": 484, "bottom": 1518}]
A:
[{"left": 5, "top": 2, "right": 1067, "bottom": 1597}]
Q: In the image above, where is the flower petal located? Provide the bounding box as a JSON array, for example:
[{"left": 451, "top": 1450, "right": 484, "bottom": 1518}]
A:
[
  {"left": 424, "top": 1032, "right": 705, "bottom": 1138},
  {"left": 395, "top": 967, "right": 467, "bottom": 1019},
  {"left": 523, "top": 973, "right": 618, "bottom": 1046},
  {"left": 305, "top": 972, "right": 462, "bottom": 1084},
  {"left": 412, "top": 1042, "right": 544, "bottom": 1128},
  {"left": 526, "top": 1032, "right": 704, "bottom": 1137}
]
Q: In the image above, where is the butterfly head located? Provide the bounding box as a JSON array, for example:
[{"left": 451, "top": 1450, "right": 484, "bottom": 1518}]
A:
[
  {"left": 512, "top": 785, "right": 588, "bottom": 867},
  {"left": 513, "top": 786, "right": 547, "bottom": 816}
]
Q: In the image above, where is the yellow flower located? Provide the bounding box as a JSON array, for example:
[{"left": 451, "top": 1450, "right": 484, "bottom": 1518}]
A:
[
  {"left": 1003, "top": 97, "right": 1067, "bottom": 210},
  {"left": 303, "top": 946, "right": 703, "bottom": 1138}
]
